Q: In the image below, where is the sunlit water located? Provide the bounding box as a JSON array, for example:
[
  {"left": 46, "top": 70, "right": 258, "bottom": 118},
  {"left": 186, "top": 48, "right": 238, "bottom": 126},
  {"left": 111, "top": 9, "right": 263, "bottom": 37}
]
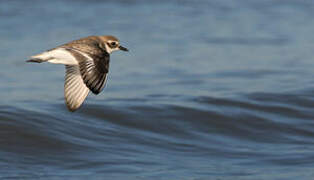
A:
[{"left": 1, "top": 0, "right": 314, "bottom": 179}]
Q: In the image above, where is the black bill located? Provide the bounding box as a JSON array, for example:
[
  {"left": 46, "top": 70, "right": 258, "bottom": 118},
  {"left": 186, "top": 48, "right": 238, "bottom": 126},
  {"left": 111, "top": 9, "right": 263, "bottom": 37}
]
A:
[{"left": 119, "top": 46, "right": 129, "bottom": 51}]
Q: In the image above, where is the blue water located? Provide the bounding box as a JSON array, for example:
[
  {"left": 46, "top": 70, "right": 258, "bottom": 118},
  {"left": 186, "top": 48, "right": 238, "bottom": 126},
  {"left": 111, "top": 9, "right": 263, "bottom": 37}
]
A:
[{"left": 1, "top": 0, "right": 314, "bottom": 179}]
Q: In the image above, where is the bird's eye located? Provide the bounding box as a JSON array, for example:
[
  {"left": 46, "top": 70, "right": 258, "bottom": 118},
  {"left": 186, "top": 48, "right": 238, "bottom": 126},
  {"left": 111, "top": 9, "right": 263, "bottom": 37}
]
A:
[{"left": 110, "top": 42, "right": 117, "bottom": 46}]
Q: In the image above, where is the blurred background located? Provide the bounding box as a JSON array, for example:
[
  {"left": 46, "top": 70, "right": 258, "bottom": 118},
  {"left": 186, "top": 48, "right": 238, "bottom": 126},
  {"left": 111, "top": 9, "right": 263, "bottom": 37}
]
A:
[{"left": 1, "top": 0, "right": 314, "bottom": 179}]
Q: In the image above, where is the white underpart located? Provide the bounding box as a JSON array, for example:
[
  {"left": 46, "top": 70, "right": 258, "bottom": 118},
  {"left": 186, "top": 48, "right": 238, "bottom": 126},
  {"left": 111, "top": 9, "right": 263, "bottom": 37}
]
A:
[{"left": 31, "top": 48, "right": 78, "bottom": 65}]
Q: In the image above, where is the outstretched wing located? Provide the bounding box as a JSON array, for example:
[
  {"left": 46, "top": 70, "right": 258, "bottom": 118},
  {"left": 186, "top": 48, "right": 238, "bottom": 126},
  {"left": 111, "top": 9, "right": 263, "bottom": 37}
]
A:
[
  {"left": 64, "top": 65, "right": 90, "bottom": 112},
  {"left": 65, "top": 48, "right": 110, "bottom": 94}
]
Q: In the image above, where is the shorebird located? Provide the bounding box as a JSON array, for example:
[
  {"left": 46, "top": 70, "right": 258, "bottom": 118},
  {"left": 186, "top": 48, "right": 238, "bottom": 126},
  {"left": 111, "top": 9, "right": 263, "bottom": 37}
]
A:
[{"left": 27, "top": 35, "right": 128, "bottom": 112}]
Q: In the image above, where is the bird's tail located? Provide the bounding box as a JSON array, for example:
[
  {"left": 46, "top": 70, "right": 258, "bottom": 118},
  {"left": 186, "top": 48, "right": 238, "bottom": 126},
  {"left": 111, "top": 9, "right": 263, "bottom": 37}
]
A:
[
  {"left": 26, "top": 50, "right": 55, "bottom": 63},
  {"left": 26, "top": 58, "right": 45, "bottom": 63}
]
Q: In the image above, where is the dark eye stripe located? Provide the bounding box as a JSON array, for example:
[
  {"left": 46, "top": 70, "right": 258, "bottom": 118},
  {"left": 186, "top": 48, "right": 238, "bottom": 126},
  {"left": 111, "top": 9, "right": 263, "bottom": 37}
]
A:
[{"left": 107, "top": 42, "right": 118, "bottom": 48}]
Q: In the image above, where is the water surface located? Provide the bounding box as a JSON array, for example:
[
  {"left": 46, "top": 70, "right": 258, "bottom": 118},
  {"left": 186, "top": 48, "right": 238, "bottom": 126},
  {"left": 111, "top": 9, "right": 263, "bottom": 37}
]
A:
[{"left": 1, "top": 0, "right": 314, "bottom": 179}]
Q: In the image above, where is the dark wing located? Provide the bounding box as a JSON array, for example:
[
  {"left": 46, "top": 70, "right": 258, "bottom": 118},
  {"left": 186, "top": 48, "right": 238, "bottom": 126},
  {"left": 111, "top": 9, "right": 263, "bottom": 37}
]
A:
[{"left": 65, "top": 48, "right": 110, "bottom": 94}]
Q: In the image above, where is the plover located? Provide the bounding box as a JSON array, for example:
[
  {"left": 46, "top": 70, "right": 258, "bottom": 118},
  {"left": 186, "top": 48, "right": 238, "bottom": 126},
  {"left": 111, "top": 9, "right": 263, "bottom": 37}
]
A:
[{"left": 27, "top": 35, "right": 128, "bottom": 111}]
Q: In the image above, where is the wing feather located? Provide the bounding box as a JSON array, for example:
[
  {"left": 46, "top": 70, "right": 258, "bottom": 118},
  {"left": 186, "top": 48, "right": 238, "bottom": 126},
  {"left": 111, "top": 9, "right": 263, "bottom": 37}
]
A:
[
  {"left": 64, "top": 48, "right": 110, "bottom": 94},
  {"left": 64, "top": 65, "right": 90, "bottom": 112}
]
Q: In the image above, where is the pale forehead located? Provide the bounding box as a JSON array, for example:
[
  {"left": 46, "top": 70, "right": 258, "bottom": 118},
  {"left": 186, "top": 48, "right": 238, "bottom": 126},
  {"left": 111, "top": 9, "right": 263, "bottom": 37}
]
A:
[{"left": 99, "top": 35, "right": 119, "bottom": 42}]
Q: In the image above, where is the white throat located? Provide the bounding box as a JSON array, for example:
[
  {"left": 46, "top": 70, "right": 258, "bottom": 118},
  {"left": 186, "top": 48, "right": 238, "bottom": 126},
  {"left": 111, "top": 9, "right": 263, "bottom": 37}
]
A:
[{"left": 104, "top": 43, "right": 114, "bottom": 54}]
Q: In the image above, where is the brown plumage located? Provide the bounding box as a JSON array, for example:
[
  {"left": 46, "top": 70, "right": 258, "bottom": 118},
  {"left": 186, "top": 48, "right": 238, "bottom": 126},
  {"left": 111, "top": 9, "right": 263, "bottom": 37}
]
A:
[{"left": 27, "top": 35, "right": 128, "bottom": 111}]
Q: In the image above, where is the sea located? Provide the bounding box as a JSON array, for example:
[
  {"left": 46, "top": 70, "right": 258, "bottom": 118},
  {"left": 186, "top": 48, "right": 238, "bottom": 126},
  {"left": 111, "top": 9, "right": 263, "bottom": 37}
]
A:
[{"left": 1, "top": 0, "right": 314, "bottom": 179}]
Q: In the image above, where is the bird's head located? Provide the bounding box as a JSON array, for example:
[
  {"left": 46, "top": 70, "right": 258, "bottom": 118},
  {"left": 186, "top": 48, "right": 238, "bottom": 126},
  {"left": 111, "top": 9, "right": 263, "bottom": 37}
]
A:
[{"left": 99, "top": 35, "right": 128, "bottom": 54}]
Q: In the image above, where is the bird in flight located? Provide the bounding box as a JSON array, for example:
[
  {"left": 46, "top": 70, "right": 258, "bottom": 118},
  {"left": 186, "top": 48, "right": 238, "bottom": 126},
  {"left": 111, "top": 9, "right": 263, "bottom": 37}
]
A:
[{"left": 27, "top": 35, "right": 128, "bottom": 111}]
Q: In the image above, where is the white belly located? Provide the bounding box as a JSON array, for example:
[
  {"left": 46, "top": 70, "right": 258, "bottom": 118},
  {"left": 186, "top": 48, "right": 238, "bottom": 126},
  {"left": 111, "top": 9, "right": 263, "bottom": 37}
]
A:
[{"left": 31, "top": 48, "right": 79, "bottom": 65}]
